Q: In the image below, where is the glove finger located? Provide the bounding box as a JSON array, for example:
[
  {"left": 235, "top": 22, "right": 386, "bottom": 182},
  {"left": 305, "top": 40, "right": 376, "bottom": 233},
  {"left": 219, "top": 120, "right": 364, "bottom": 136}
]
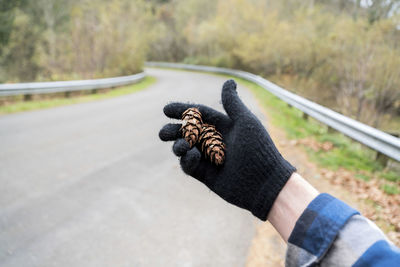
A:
[
  {"left": 163, "top": 102, "right": 231, "bottom": 129},
  {"left": 172, "top": 139, "right": 190, "bottom": 156},
  {"left": 221, "top": 79, "right": 250, "bottom": 121},
  {"left": 180, "top": 147, "right": 207, "bottom": 178},
  {"left": 159, "top": 123, "right": 182, "bottom": 141}
]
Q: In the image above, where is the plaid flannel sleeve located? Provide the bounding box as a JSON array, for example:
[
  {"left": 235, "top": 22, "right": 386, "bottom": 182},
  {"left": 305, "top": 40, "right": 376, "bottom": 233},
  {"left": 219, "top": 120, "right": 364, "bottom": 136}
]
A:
[{"left": 285, "top": 193, "right": 400, "bottom": 267}]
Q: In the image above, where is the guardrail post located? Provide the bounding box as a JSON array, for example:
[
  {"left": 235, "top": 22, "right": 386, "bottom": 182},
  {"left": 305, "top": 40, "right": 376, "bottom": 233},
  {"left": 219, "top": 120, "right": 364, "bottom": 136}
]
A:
[
  {"left": 376, "top": 152, "right": 389, "bottom": 167},
  {"left": 64, "top": 91, "right": 71, "bottom": 98},
  {"left": 24, "top": 94, "right": 32, "bottom": 101},
  {"left": 287, "top": 103, "right": 292, "bottom": 108},
  {"left": 91, "top": 89, "right": 98, "bottom": 94},
  {"left": 377, "top": 132, "right": 400, "bottom": 167},
  {"left": 327, "top": 126, "right": 335, "bottom": 133},
  {"left": 302, "top": 112, "right": 309, "bottom": 120}
]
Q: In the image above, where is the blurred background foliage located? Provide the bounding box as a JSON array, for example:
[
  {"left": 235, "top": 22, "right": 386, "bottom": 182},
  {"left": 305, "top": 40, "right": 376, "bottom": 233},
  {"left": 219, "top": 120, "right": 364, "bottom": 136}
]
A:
[
  {"left": 0, "top": 0, "right": 400, "bottom": 130},
  {"left": 0, "top": 0, "right": 155, "bottom": 81}
]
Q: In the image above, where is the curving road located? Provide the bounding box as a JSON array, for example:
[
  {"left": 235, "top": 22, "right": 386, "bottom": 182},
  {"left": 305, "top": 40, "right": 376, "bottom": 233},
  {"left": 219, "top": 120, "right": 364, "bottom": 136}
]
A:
[{"left": 0, "top": 68, "right": 268, "bottom": 267}]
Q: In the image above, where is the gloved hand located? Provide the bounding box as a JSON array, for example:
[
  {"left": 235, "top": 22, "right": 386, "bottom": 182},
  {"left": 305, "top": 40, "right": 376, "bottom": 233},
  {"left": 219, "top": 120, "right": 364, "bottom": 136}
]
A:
[{"left": 159, "top": 79, "right": 296, "bottom": 220}]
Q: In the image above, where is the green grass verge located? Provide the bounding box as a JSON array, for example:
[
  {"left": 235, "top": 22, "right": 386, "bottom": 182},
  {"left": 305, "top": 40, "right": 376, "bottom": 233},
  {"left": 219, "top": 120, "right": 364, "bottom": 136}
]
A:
[
  {"left": 355, "top": 173, "right": 371, "bottom": 181},
  {"left": 225, "top": 76, "right": 399, "bottom": 194},
  {"left": 0, "top": 76, "right": 156, "bottom": 114},
  {"left": 381, "top": 184, "right": 400, "bottom": 195},
  {"left": 380, "top": 171, "right": 400, "bottom": 183}
]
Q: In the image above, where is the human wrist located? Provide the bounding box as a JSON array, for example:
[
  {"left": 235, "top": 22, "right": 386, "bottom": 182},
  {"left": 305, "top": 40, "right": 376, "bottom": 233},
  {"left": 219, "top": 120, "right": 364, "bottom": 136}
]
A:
[
  {"left": 251, "top": 152, "right": 296, "bottom": 220},
  {"left": 267, "top": 172, "right": 319, "bottom": 242}
]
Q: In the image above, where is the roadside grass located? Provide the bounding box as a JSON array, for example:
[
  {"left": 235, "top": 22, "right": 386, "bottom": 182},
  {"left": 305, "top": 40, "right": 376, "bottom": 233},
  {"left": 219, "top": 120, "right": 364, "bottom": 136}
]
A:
[
  {"left": 0, "top": 76, "right": 156, "bottom": 115},
  {"left": 381, "top": 184, "right": 400, "bottom": 195},
  {"left": 355, "top": 173, "right": 371, "bottom": 181},
  {"left": 228, "top": 76, "right": 399, "bottom": 194},
  {"left": 381, "top": 171, "right": 400, "bottom": 182}
]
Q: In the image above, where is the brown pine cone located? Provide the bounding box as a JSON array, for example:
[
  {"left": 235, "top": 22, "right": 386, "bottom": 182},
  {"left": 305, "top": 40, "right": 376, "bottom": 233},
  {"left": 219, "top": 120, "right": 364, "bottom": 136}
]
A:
[
  {"left": 199, "top": 124, "right": 226, "bottom": 166},
  {"left": 181, "top": 108, "right": 203, "bottom": 147}
]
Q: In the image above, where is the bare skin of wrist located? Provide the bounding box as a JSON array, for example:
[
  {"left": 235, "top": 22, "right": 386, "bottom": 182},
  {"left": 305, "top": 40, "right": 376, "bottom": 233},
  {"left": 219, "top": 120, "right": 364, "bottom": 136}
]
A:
[{"left": 267, "top": 172, "right": 319, "bottom": 242}]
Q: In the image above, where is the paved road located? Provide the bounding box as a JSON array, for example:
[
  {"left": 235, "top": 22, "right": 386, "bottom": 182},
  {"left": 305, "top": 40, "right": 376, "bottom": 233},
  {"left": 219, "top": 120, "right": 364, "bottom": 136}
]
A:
[{"left": 0, "top": 69, "right": 266, "bottom": 267}]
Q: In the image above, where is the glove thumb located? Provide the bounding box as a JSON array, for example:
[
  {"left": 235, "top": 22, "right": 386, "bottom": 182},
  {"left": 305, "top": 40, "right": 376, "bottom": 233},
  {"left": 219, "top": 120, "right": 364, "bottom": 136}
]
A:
[{"left": 221, "top": 79, "right": 249, "bottom": 121}]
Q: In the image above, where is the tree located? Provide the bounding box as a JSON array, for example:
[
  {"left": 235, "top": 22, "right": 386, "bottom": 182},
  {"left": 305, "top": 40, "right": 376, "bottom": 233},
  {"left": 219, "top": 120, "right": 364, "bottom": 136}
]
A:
[
  {"left": 0, "top": 0, "right": 25, "bottom": 55},
  {"left": 1, "top": 9, "right": 41, "bottom": 82}
]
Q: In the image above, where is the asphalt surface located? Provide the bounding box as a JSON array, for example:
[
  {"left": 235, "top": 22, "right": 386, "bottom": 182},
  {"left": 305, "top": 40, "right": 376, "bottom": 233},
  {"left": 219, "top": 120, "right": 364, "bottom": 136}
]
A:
[{"left": 0, "top": 68, "right": 267, "bottom": 267}]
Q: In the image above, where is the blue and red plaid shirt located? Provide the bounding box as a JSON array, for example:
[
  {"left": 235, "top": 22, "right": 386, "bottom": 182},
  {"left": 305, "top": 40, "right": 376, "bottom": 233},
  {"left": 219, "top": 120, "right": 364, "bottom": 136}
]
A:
[{"left": 286, "top": 193, "right": 400, "bottom": 266}]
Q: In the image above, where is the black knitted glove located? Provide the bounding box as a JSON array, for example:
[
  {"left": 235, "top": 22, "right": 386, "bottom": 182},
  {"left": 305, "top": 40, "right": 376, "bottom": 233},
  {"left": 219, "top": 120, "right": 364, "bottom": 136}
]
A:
[{"left": 159, "top": 79, "right": 296, "bottom": 220}]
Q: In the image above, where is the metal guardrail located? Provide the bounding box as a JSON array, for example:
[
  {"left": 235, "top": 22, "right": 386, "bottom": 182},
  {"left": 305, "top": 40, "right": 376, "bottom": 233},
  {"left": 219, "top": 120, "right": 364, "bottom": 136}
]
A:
[
  {"left": 0, "top": 72, "right": 146, "bottom": 96},
  {"left": 146, "top": 61, "right": 400, "bottom": 162}
]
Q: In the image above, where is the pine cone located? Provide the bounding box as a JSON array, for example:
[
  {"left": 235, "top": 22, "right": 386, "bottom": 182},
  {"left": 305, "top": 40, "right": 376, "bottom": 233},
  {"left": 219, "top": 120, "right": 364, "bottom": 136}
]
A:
[
  {"left": 181, "top": 108, "right": 203, "bottom": 147},
  {"left": 199, "top": 124, "right": 226, "bottom": 166}
]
